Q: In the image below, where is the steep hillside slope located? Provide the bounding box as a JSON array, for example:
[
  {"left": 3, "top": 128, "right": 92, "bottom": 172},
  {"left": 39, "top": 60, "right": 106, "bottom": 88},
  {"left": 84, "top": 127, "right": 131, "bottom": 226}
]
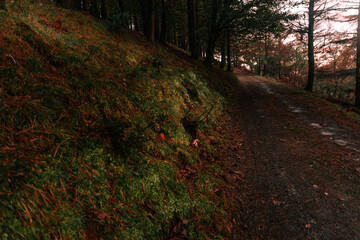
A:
[{"left": 0, "top": 2, "right": 238, "bottom": 239}]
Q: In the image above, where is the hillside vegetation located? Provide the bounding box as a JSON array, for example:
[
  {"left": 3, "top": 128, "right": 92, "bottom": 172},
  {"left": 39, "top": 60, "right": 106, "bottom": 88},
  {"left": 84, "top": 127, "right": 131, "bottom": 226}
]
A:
[{"left": 0, "top": 2, "right": 238, "bottom": 239}]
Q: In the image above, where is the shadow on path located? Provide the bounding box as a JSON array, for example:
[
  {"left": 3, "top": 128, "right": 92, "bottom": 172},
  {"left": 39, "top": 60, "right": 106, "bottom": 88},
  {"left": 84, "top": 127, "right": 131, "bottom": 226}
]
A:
[{"left": 229, "top": 70, "right": 360, "bottom": 239}]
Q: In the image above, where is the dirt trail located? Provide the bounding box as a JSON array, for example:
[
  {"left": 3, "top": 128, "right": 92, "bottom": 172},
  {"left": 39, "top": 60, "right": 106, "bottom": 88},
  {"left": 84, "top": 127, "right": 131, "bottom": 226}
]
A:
[{"left": 229, "top": 71, "right": 360, "bottom": 239}]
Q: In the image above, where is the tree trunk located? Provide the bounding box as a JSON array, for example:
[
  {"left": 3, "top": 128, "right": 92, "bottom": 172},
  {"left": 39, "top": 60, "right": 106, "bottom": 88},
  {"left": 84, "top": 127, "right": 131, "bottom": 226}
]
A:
[
  {"left": 0, "top": 0, "right": 5, "bottom": 10},
  {"left": 204, "top": 0, "right": 219, "bottom": 67},
  {"left": 138, "top": 0, "right": 155, "bottom": 43},
  {"left": 118, "top": 0, "right": 124, "bottom": 9},
  {"left": 227, "top": 29, "right": 231, "bottom": 72},
  {"left": 195, "top": 0, "right": 201, "bottom": 57},
  {"left": 75, "top": 0, "right": 82, "bottom": 11},
  {"left": 155, "top": 14, "right": 160, "bottom": 40},
  {"left": 199, "top": 43, "right": 203, "bottom": 57},
  {"left": 55, "top": 0, "right": 64, "bottom": 6},
  {"left": 220, "top": 35, "right": 226, "bottom": 69},
  {"left": 188, "top": 0, "right": 198, "bottom": 58},
  {"left": 356, "top": 1, "right": 360, "bottom": 107},
  {"left": 101, "top": 0, "right": 107, "bottom": 19},
  {"left": 149, "top": 0, "right": 155, "bottom": 43},
  {"left": 306, "top": 0, "right": 315, "bottom": 91},
  {"left": 160, "top": 0, "right": 167, "bottom": 43},
  {"left": 205, "top": 33, "right": 216, "bottom": 66},
  {"left": 278, "top": 37, "right": 281, "bottom": 79},
  {"left": 235, "top": 51, "right": 238, "bottom": 68},
  {"left": 173, "top": 24, "right": 178, "bottom": 45},
  {"left": 134, "top": 16, "right": 140, "bottom": 31},
  {"left": 263, "top": 34, "right": 269, "bottom": 76},
  {"left": 83, "top": 0, "right": 87, "bottom": 11},
  {"left": 179, "top": 33, "right": 186, "bottom": 50},
  {"left": 90, "top": 0, "right": 99, "bottom": 17}
]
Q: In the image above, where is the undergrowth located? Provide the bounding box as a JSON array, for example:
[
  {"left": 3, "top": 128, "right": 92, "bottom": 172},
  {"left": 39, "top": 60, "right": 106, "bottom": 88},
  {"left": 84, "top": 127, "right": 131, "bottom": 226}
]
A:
[{"left": 0, "top": 1, "right": 239, "bottom": 239}]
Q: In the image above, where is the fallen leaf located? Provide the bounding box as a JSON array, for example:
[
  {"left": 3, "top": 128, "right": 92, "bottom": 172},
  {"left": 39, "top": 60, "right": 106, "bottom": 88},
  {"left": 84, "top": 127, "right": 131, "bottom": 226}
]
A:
[
  {"left": 98, "top": 212, "right": 107, "bottom": 220},
  {"left": 272, "top": 199, "right": 284, "bottom": 206},
  {"left": 160, "top": 133, "right": 165, "bottom": 140}
]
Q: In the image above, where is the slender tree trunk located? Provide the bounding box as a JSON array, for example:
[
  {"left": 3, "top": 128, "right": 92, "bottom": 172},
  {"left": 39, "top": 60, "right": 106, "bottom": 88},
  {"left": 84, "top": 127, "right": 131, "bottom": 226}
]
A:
[
  {"left": 167, "top": 30, "right": 171, "bottom": 43},
  {"left": 155, "top": 14, "right": 160, "bottom": 40},
  {"left": 227, "top": 29, "right": 231, "bottom": 72},
  {"left": 235, "top": 51, "right": 238, "bottom": 67},
  {"left": 198, "top": 43, "right": 203, "bottom": 57},
  {"left": 205, "top": 0, "right": 219, "bottom": 67},
  {"left": 150, "top": 2, "right": 155, "bottom": 43},
  {"left": 160, "top": 0, "right": 167, "bottom": 43},
  {"left": 278, "top": 37, "right": 281, "bottom": 79},
  {"left": 173, "top": 24, "right": 178, "bottom": 45},
  {"left": 134, "top": 16, "right": 140, "bottom": 31},
  {"left": 205, "top": 33, "right": 216, "bottom": 66},
  {"left": 55, "top": 0, "right": 64, "bottom": 6},
  {"left": 179, "top": 32, "right": 186, "bottom": 50},
  {"left": 188, "top": 0, "right": 198, "bottom": 58},
  {"left": 263, "top": 34, "right": 269, "bottom": 76},
  {"left": 89, "top": 0, "right": 99, "bottom": 17},
  {"left": 83, "top": 0, "right": 87, "bottom": 11},
  {"left": 195, "top": 0, "right": 201, "bottom": 57},
  {"left": 138, "top": 0, "right": 155, "bottom": 43},
  {"left": 128, "top": 17, "right": 133, "bottom": 30},
  {"left": 75, "top": 0, "right": 82, "bottom": 11},
  {"left": 306, "top": 0, "right": 315, "bottom": 91},
  {"left": 101, "top": 0, "right": 107, "bottom": 19},
  {"left": 356, "top": 1, "right": 360, "bottom": 107},
  {"left": 0, "top": 0, "right": 5, "bottom": 10},
  {"left": 220, "top": 35, "right": 226, "bottom": 69}
]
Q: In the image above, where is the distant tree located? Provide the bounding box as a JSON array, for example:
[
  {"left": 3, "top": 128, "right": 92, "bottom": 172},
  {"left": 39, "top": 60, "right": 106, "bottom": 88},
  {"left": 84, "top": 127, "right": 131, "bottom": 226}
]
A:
[
  {"left": 204, "top": 0, "right": 292, "bottom": 67},
  {"left": 293, "top": 0, "right": 340, "bottom": 91},
  {"left": 248, "top": 3, "right": 293, "bottom": 76},
  {"left": 305, "top": 0, "right": 315, "bottom": 91}
]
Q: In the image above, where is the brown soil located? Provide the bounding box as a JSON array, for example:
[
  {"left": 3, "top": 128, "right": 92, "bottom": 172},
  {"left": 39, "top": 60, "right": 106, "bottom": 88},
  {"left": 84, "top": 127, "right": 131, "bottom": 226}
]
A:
[{"left": 226, "top": 71, "right": 360, "bottom": 239}]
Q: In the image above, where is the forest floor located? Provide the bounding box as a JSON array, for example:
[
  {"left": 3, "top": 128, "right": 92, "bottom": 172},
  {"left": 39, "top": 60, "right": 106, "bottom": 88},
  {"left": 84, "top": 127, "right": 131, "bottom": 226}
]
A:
[{"left": 226, "top": 70, "right": 360, "bottom": 239}]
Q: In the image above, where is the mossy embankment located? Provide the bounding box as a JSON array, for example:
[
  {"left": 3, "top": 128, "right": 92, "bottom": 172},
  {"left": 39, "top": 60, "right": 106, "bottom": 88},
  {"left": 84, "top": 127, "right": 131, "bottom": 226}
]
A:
[{"left": 0, "top": 2, "right": 239, "bottom": 239}]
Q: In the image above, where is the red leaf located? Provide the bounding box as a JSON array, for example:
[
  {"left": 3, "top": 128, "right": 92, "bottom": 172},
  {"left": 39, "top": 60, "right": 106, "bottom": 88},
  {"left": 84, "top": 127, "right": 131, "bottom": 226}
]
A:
[
  {"left": 160, "top": 133, "right": 165, "bottom": 140},
  {"left": 192, "top": 139, "right": 199, "bottom": 147}
]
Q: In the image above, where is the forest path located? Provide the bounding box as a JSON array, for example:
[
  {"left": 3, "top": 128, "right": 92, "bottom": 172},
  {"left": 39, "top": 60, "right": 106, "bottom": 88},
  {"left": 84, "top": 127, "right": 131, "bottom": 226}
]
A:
[{"left": 228, "top": 71, "right": 360, "bottom": 239}]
